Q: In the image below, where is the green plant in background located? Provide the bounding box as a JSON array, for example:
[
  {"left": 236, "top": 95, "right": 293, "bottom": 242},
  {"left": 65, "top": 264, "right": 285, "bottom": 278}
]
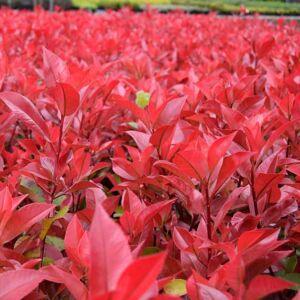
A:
[
  {"left": 72, "top": 0, "right": 170, "bottom": 9},
  {"left": 71, "top": 0, "right": 300, "bottom": 15},
  {"left": 72, "top": 0, "right": 100, "bottom": 9},
  {"left": 180, "top": 0, "right": 300, "bottom": 15}
]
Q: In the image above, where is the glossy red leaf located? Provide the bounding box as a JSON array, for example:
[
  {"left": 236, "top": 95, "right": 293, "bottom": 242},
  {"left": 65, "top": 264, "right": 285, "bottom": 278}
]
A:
[
  {"left": 126, "top": 130, "right": 151, "bottom": 151},
  {"left": 173, "top": 227, "right": 194, "bottom": 252},
  {"left": 208, "top": 132, "right": 236, "bottom": 171},
  {"left": 88, "top": 202, "right": 132, "bottom": 298},
  {"left": 173, "top": 150, "right": 208, "bottom": 181},
  {"left": 212, "top": 152, "right": 253, "bottom": 195},
  {"left": 0, "top": 202, "right": 54, "bottom": 244},
  {"left": 155, "top": 97, "right": 186, "bottom": 127},
  {"left": 64, "top": 214, "right": 89, "bottom": 267},
  {"left": 0, "top": 91, "right": 51, "bottom": 142},
  {"left": 116, "top": 252, "right": 166, "bottom": 300},
  {"left": 135, "top": 199, "right": 175, "bottom": 232},
  {"left": 245, "top": 275, "right": 294, "bottom": 300},
  {"left": 49, "top": 83, "right": 80, "bottom": 116},
  {"left": 43, "top": 47, "right": 70, "bottom": 87},
  {"left": 0, "top": 269, "right": 45, "bottom": 300},
  {"left": 42, "top": 265, "right": 88, "bottom": 300},
  {"left": 194, "top": 283, "right": 229, "bottom": 300}
]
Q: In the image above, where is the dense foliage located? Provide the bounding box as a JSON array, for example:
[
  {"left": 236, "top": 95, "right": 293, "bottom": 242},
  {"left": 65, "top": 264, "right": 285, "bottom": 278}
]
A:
[
  {"left": 174, "top": 0, "right": 300, "bottom": 15},
  {"left": 3, "top": 0, "right": 300, "bottom": 15},
  {"left": 0, "top": 7, "right": 299, "bottom": 300},
  {"left": 71, "top": 0, "right": 300, "bottom": 15}
]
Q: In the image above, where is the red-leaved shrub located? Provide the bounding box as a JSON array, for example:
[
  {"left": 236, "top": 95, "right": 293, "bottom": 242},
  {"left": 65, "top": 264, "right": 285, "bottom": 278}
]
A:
[{"left": 0, "top": 7, "right": 299, "bottom": 300}]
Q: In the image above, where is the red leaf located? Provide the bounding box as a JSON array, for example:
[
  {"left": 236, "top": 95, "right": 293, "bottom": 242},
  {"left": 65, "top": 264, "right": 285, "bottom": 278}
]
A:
[
  {"left": 135, "top": 199, "right": 175, "bottom": 233},
  {"left": 193, "top": 283, "right": 230, "bottom": 300},
  {"left": 208, "top": 132, "right": 236, "bottom": 171},
  {"left": 255, "top": 34, "right": 275, "bottom": 58},
  {"left": 42, "top": 265, "right": 88, "bottom": 300},
  {"left": 43, "top": 47, "right": 70, "bottom": 87},
  {"left": 212, "top": 152, "right": 253, "bottom": 195},
  {"left": 173, "top": 227, "right": 194, "bottom": 251},
  {"left": 126, "top": 130, "right": 151, "bottom": 151},
  {"left": 49, "top": 83, "right": 80, "bottom": 116},
  {"left": 261, "top": 198, "right": 298, "bottom": 226},
  {"left": 113, "top": 95, "right": 150, "bottom": 129},
  {"left": 116, "top": 252, "right": 166, "bottom": 300},
  {"left": 0, "top": 269, "right": 45, "bottom": 300},
  {"left": 222, "top": 254, "right": 245, "bottom": 293},
  {"left": 254, "top": 173, "right": 283, "bottom": 200},
  {"left": 154, "top": 160, "right": 194, "bottom": 186},
  {"left": 173, "top": 150, "right": 208, "bottom": 181},
  {"left": 245, "top": 275, "right": 294, "bottom": 300},
  {"left": 155, "top": 97, "right": 186, "bottom": 127},
  {"left": 111, "top": 157, "right": 139, "bottom": 180},
  {"left": 65, "top": 214, "right": 89, "bottom": 267},
  {"left": 237, "top": 229, "right": 271, "bottom": 252},
  {"left": 88, "top": 202, "right": 132, "bottom": 297},
  {"left": 213, "top": 187, "right": 246, "bottom": 233},
  {"left": 259, "top": 120, "right": 295, "bottom": 160},
  {"left": 0, "top": 92, "right": 51, "bottom": 142},
  {"left": 0, "top": 203, "right": 54, "bottom": 244}
]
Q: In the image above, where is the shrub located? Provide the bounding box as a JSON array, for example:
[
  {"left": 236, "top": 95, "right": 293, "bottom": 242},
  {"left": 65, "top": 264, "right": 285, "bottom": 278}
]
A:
[{"left": 0, "top": 8, "right": 299, "bottom": 299}]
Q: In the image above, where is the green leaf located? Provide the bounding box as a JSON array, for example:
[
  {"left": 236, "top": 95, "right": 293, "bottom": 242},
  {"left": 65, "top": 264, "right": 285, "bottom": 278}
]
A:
[
  {"left": 40, "top": 206, "right": 69, "bottom": 240},
  {"left": 143, "top": 246, "right": 161, "bottom": 256},
  {"left": 72, "top": 0, "right": 99, "bottom": 9},
  {"left": 164, "top": 279, "right": 187, "bottom": 296},
  {"left": 53, "top": 195, "right": 66, "bottom": 206},
  {"left": 14, "top": 235, "right": 30, "bottom": 249},
  {"left": 277, "top": 273, "right": 300, "bottom": 291},
  {"left": 135, "top": 90, "right": 150, "bottom": 109},
  {"left": 128, "top": 121, "right": 138, "bottom": 129},
  {"left": 113, "top": 206, "right": 124, "bottom": 218},
  {"left": 46, "top": 236, "right": 65, "bottom": 251},
  {"left": 24, "top": 248, "right": 40, "bottom": 259},
  {"left": 114, "top": 174, "right": 121, "bottom": 184},
  {"left": 42, "top": 257, "right": 55, "bottom": 266},
  {"left": 283, "top": 256, "right": 297, "bottom": 273},
  {"left": 20, "top": 177, "right": 45, "bottom": 203}
]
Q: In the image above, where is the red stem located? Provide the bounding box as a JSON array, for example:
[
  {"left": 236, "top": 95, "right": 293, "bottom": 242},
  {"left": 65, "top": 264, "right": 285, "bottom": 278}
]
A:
[
  {"left": 202, "top": 183, "right": 212, "bottom": 266},
  {"left": 40, "top": 114, "right": 64, "bottom": 268}
]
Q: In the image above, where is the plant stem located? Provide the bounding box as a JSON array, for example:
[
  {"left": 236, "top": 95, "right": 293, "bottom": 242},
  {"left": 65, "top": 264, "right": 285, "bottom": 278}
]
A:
[
  {"left": 40, "top": 114, "right": 64, "bottom": 268},
  {"left": 251, "top": 168, "right": 258, "bottom": 216},
  {"left": 202, "top": 183, "right": 212, "bottom": 265},
  {"left": 7, "top": 122, "right": 18, "bottom": 152}
]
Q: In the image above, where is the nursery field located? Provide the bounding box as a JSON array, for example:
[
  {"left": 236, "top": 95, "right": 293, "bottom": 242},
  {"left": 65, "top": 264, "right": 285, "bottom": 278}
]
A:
[{"left": 0, "top": 7, "right": 300, "bottom": 300}]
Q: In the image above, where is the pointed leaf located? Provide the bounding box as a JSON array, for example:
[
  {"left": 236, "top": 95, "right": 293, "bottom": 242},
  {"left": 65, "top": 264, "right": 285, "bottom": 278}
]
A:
[
  {"left": 0, "top": 92, "right": 51, "bottom": 142},
  {"left": 116, "top": 252, "right": 166, "bottom": 300},
  {"left": 42, "top": 265, "right": 88, "bottom": 300},
  {"left": 49, "top": 83, "right": 80, "bottom": 116},
  {"left": 0, "top": 269, "right": 44, "bottom": 300},
  {"left": 245, "top": 275, "right": 294, "bottom": 300},
  {"left": 0, "top": 203, "right": 54, "bottom": 244},
  {"left": 156, "top": 97, "right": 186, "bottom": 127},
  {"left": 43, "top": 47, "right": 69, "bottom": 87},
  {"left": 213, "top": 152, "right": 253, "bottom": 195},
  {"left": 208, "top": 133, "right": 236, "bottom": 171},
  {"left": 173, "top": 150, "right": 208, "bottom": 181},
  {"left": 195, "top": 283, "right": 229, "bottom": 300},
  {"left": 88, "top": 203, "right": 132, "bottom": 297}
]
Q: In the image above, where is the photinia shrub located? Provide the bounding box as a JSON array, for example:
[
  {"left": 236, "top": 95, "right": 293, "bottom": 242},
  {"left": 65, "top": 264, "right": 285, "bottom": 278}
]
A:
[{"left": 0, "top": 6, "right": 299, "bottom": 300}]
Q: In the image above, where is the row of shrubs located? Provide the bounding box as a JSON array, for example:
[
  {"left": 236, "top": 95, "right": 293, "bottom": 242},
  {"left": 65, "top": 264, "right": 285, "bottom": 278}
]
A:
[{"left": 1, "top": 0, "right": 300, "bottom": 15}]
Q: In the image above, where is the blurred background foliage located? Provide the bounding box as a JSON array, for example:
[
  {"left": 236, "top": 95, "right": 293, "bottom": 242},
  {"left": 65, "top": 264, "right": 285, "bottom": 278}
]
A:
[{"left": 1, "top": 0, "right": 300, "bottom": 15}]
